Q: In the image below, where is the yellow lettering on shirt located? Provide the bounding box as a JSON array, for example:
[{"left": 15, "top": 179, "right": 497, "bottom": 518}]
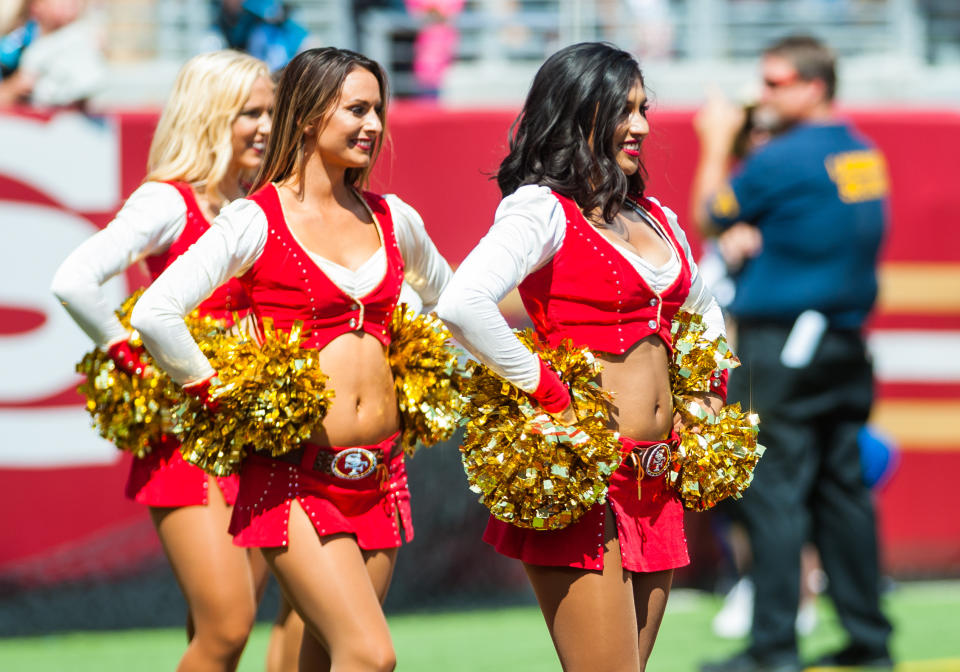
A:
[
  {"left": 825, "top": 150, "right": 889, "bottom": 203},
  {"left": 710, "top": 183, "right": 740, "bottom": 219}
]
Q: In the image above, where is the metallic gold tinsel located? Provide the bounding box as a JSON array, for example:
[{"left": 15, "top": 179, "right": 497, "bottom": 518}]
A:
[
  {"left": 670, "top": 310, "right": 740, "bottom": 398},
  {"left": 75, "top": 290, "right": 224, "bottom": 457},
  {"left": 458, "top": 331, "right": 622, "bottom": 530},
  {"left": 667, "top": 401, "right": 764, "bottom": 512},
  {"left": 388, "top": 305, "right": 464, "bottom": 456},
  {"left": 668, "top": 310, "right": 764, "bottom": 511},
  {"left": 174, "top": 318, "right": 335, "bottom": 476},
  {"left": 76, "top": 347, "right": 176, "bottom": 457}
]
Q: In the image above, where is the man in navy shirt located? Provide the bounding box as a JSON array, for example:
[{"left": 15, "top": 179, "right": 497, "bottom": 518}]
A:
[{"left": 693, "top": 36, "right": 893, "bottom": 672}]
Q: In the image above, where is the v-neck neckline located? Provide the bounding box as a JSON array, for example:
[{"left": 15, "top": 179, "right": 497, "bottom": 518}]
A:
[
  {"left": 575, "top": 197, "right": 683, "bottom": 298},
  {"left": 270, "top": 183, "right": 390, "bottom": 301}
]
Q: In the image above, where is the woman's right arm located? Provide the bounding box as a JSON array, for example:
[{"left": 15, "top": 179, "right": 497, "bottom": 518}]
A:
[
  {"left": 50, "top": 182, "right": 186, "bottom": 347},
  {"left": 435, "top": 185, "right": 571, "bottom": 412},
  {"left": 130, "top": 200, "right": 267, "bottom": 386}
]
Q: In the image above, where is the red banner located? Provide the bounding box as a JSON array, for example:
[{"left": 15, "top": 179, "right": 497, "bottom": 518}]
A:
[{"left": 2, "top": 105, "right": 958, "bottom": 581}]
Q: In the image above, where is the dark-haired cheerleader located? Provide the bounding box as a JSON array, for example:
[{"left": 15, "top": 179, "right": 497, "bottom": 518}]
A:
[{"left": 437, "top": 42, "right": 729, "bottom": 672}]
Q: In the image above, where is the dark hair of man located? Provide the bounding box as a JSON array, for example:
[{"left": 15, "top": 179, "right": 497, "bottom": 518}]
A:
[
  {"left": 764, "top": 34, "right": 837, "bottom": 101},
  {"left": 497, "top": 42, "right": 647, "bottom": 225}
]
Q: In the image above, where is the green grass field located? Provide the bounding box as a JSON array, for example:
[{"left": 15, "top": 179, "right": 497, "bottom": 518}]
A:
[{"left": 2, "top": 581, "right": 959, "bottom": 671}]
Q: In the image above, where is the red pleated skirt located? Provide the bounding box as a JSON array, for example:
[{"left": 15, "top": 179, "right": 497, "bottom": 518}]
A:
[
  {"left": 228, "top": 431, "right": 413, "bottom": 550},
  {"left": 483, "top": 433, "right": 689, "bottom": 572},
  {"left": 125, "top": 435, "right": 239, "bottom": 507}
]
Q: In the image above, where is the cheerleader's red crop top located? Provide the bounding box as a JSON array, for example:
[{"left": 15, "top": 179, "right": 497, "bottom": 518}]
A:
[
  {"left": 241, "top": 183, "right": 405, "bottom": 350},
  {"left": 519, "top": 191, "right": 692, "bottom": 355}
]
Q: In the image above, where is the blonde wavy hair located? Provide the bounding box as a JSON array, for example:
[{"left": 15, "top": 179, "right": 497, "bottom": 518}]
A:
[
  {"left": 252, "top": 47, "right": 388, "bottom": 195},
  {"left": 146, "top": 50, "right": 270, "bottom": 202}
]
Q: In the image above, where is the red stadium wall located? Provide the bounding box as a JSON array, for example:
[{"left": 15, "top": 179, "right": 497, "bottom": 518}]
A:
[{"left": 1, "top": 105, "right": 958, "bottom": 583}]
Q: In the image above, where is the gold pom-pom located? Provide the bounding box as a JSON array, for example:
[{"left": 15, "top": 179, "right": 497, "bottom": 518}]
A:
[
  {"left": 76, "top": 348, "right": 177, "bottom": 457},
  {"left": 388, "top": 305, "right": 464, "bottom": 456},
  {"left": 174, "top": 318, "right": 335, "bottom": 476},
  {"left": 459, "top": 331, "right": 622, "bottom": 530},
  {"left": 668, "top": 402, "right": 765, "bottom": 511},
  {"left": 75, "top": 290, "right": 225, "bottom": 457},
  {"left": 670, "top": 310, "right": 739, "bottom": 398},
  {"left": 668, "top": 310, "right": 763, "bottom": 510}
]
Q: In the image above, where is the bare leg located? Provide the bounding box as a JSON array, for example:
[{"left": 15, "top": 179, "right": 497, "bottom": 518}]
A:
[
  {"left": 150, "top": 477, "right": 258, "bottom": 672},
  {"left": 262, "top": 500, "right": 398, "bottom": 672},
  {"left": 633, "top": 568, "right": 673, "bottom": 670},
  {"left": 265, "top": 596, "right": 306, "bottom": 672},
  {"left": 523, "top": 507, "right": 642, "bottom": 672}
]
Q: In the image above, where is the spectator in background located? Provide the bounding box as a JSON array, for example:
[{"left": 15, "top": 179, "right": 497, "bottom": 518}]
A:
[
  {"left": 0, "top": 0, "right": 103, "bottom": 107},
  {"left": 0, "top": 0, "right": 28, "bottom": 36},
  {"left": 207, "top": 0, "right": 307, "bottom": 71},
  {"left": 692, "top": 35, "right": 893, "bottom": 672},
  {"left": 626, "top": 0, "right": 674, "bottom": 59},
  {"left": 405, "top": 0, "right": 464, "bottom": 94}
]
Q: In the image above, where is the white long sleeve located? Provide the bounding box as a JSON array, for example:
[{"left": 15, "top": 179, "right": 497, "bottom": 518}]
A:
[
  {"left": 437, "top": 187, "right": 727, "bottom": 394},
  {"left": 436, "top": 185, "right": 565, "bottom": 392},
  {"left": 131, "top": 198, "right": 267, "bottom": 385},
  {"left": 50, "top": 181, "right": 187, "bottom": 347},
  {"left": 131, "top": 192, "right": 451, "bottom": 386},
  {"left": 387, "top": 194, "right": 453, "bottom": 311}
]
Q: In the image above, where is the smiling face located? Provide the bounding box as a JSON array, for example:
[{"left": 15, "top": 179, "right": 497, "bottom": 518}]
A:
[
  {"left": 612, "top": 78, "right": 650, "bottom": 176},
  {"left": 230, "top": 76, "right": 274, "bottom": 174},
  {"left": 312, "top": 67, "right": 384, "bottom": 172}
]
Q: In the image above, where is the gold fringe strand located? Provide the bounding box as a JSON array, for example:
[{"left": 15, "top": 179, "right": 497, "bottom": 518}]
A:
[
  {"left": 388, "top": 305, "right": 464, "bottom": 456},
  {"left": 670, "top": 310, "right": 740, "bottom": 398},
  {"left": 667, "top": 402, "right": 764, "bottom": 511},
  {"left": 458, "top": 331, "right": 622, "bottom": 530},
  {"left": 174, "top": 318, "right": 335, "bottom": 476},
  {"left": 75, "top": 290, "right": 221, "bottom": 457},
  {"left": 668, "top": 311, "right": 764, "bottom": 511}
]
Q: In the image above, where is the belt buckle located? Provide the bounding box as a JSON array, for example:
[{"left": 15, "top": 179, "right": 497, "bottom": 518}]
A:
[
  {"left": 328, "top": 447, "right": 378, "bottom": 480},
  {"left": 641, "top": 442, "right": 671, "bottom": 478}
]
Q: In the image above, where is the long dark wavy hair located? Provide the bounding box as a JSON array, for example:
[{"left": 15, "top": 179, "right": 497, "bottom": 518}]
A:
[{"left": 497, "top": 42, "right": 647, "bottom": 224}]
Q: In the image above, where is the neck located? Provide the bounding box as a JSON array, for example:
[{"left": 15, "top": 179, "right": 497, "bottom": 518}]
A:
[
  {"left": 284, "top": 144, "right": 354, "bottom": 207},
  {"left": 219, "top": 166, "right": 246, "bottom": 202},
  {"left": 802, "top": 101, "right": 835, "bottom": 124}
]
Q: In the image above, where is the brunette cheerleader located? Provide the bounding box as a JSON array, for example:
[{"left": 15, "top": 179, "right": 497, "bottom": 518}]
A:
[
  {"left": 131, "top": 48, "right": 452, "bottom": 671},
  {"left": 437, "top": 43, "right": 729, "bottom": 672}
]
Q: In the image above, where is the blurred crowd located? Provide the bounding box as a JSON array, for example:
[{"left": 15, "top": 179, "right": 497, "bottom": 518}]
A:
[
  {"left": 0, "top": 0, "right": 104, "bottom": 106},
  {"left": 2, "top": 0, "right": 959, "bottom": 109}
]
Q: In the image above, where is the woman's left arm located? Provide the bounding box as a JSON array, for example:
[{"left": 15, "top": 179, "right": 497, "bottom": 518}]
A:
[
  {"left": 656, "top": 199, "right": 729, "bottom": 405},
  {"left": 386, "top": 194, "right": 453, "bottom": 310}
]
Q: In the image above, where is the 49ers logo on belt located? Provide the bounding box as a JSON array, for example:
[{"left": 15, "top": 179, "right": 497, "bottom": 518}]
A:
[
  {"left": 641, "top": 442, "right": 671, "bottom": 478},
  {"left": 331, "top": 447, "right": 378, "bottom": 480}
]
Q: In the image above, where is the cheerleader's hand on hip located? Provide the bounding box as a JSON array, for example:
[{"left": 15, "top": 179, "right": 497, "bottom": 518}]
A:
[
  {"left": 106, "top": 336, "right": 151, "bottom": 378},
  {"left": 183, "top": 374, "right": 221, "bottom": 412},
  {"left": 532, "top": 359, "right": 578, "bottom": 426}
]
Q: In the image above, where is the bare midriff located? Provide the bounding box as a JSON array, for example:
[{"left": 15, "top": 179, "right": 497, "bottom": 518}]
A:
[
  {"left": 307, "top": 331, "right": 399, "bottom": 447},
  {"left": 596, "top": 333, "right": 673, "bottom": 443}
]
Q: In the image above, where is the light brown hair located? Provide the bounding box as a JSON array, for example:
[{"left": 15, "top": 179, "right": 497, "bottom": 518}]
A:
[{"left": 252, "top": 47, "right": 389, "bottom": 194}]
